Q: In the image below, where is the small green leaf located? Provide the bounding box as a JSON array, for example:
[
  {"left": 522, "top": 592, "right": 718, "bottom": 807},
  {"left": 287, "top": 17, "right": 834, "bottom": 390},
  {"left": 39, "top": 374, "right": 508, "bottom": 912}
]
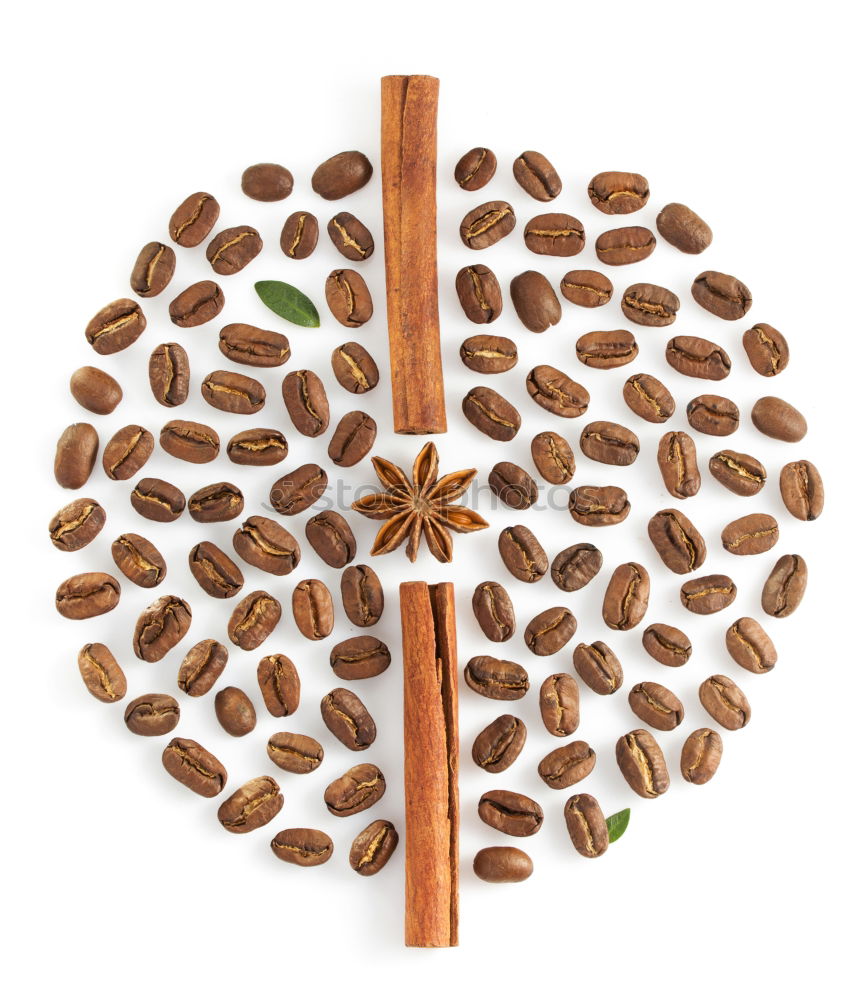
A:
[
  {"left": 606, "top": 808, "right": 630, "bottom": 844},
  {"left": 255, "top": 280, "right": 320, "bottom": 327}
]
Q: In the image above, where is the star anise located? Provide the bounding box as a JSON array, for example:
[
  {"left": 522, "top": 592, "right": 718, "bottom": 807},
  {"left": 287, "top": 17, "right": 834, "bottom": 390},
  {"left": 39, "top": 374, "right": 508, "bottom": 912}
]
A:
[{"left": 351, "top": 442, "right": 489, "bottom": 562}]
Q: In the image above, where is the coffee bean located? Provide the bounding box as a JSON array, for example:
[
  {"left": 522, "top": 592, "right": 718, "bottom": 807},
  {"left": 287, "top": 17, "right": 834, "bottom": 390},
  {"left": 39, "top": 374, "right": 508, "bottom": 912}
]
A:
[
  {"left": 539, "top": 672, "right": 580, "bottom": 736},
  {"left": 55, "top": 423, "right": 98, "bottom": 489},
  {"left": 219, "top": 324, "right": 291, "bottom": 368},
  {"left": 328, "top": 411, "right": 377, "bottom": 467},
  {"left": 85, "top": 298, "right": 146, "bottom": 355},
  {"left": 780, "top": 460, "right": 824, "bottom": 521},
  {"left": 656, "top": 203, "right": 712, "bottom": 254},
  {"left": 666, "top": 336, "right": 731, "bottom": 380},
  {"left": 257, "top": 654, "right": 301, "bottom": 717},
  {"left": 642, "top": 623, "right": 692, "bottom": 667},
  {"left": 460, "top": 201, "right": 516, "bottom": 249},
  {"left": 473, "top": 846, "right": 533, "bottom": 883},
  {"left": 602, "top": 563, "right": 649, "bottom": 630},
  {"left": 726, "top": 617, "right": 777, "bottom": 673},
  {"left": 722, "top": 513, "right": 779, "bottom": 556},
  {"left": 523, "top": 213, "right": 585, "bottom": 256},
  {"left": 479, "top": 790, "right": 544, "bottom": 837},
  {"left": 498, "top": 525, "right": 547, "bottom": 583},
  {"left": 575, "top": 330, "right": 639, "bottom": 369},
  {"left": 743, "top": 322, "right": 790, "bottom": 377},
  {"left": 324, "top": 763, "right": 386, "bottom": 817},
  {"left": 271, "top": 828, "right": 333, "bottom": 868},
  {"left": 215, "top": 687, "right": 256, "bottom": 737},
  {"left": 70, "top": 366, "right": 123, "bottom": 414},
  {"left": 226, "top": 429, "right": 288, "bottom": 467},
  {"left": 560, "top": 269, "right": 613, "bottom": 307},
  {"left": 280, "top": 211, "right": 319, "bottom": 259},
  {"left": 551, "top": 543, "right": 603, "bottom": 591},
  {"left": 472, "top": 715, "right": 527, "bottom": 773},
  {"left": 56, "top": 572, "right": 120, "bottom": 620},
  {"left": 50, "top": 498, "right": 105, "bottom": 552},
  {"left": 537, "top": 740, "right": 596, "bottom": 789},
  {"left": 629, "top": 681, "right": 684, "bottom": 731},
  {"left": 573, "top": 641, "right": 623, "bottom": 695},
  {"left": 233, "top": 516, "right": 301, "bottom": 575},
  {"left": 321, "top": 688, "right": 376, "bottom": 751},
  {"left": 133, "top": 595, "right": 192, "bottom": 661},
  {"left": 330, "top": 636, "right": 391, "bottom": 681},
  {"left": 620, "top": 282, "right": 679, "bottom": 327},
  {"left": 340, "top": 565, "right": 383, "bottom": 627},
  {"left": 463, "top": 386, "right": 521, "bottom": 440},
  {"left": 227, "top": 591, "right": 281, "bottom": 650},
  {"left": 325, "top": 269, "right": 373, "bottom": 327},
  {"left": 241, "top": 163, "right": 293, "bottom": 202},
  {"left": 206, "top": 226, "right": 262, "bottom": 275},
  {"left": 218, "top": 776, "right": 283, "bottom": 834},
  {"left": 623, "top": 373, "right": 675, "bottom": 423},
  {"left": 526, "top": 365, "right": 589, "bottom": 416},
  {"left": 169, "top": 191, "right": 220, "bottom": 247},
  {"left": 595, "top": 226, "right": 655, "bottom": 265},
  {"left": 680, "top": 574, "right": 737, "bottom": 615},
  {"left": 588, "top": 171, "right": 649, "bottom": 214},
  {"left": 456, "top": 265, "right": 503, "bottom": 324},
  {"left": 514, "top": 150, "right": 562, "bottom": 201},
  {"left": 292, "top": 579, "right": 334, "bottom": 640},
  {"left": 349, "top": 820, "right": 398, "bottom": 875},
  {"left": 188, "top": 541, "right": 244, "bottom": 598},
  {"left": 580, "top": 421, "right": 640, "bottom": 466},
  {"left": 267, "top": 732, "right": 323, "bottom": 774},
  {"left": 510, "top": 271, "right": 562, "bottom": 331},
  {"left": 472, "top": 581, "right": 516, "bottom": 642},
  {"left": 102, "top": 425, "right": 154, "bottom": 481},
  {"left": 328, "top": 212, "right": 374, "bottom": 261},
  {"left": 709, "top": 449, "right": 767, "bottom": 497},
  {"left": 124, "top": 693, "right": 179, "bottom": 737},
  {"left": 569, "top": 486, "right": 630, "bottom": 527},
  {"left": 751, "top": 396, "right": 807, "bottom": 442},
  {"left": 169, "top": 280, "right": 224, "bottom": 328},
  {"left": 130, "top": 241, "right": 176, "bottom": 297},
  {"left": 489, "top": 462, "right": 537, "bottom": 510},
  {"left": 111, "top": 533, "right": 166, "bottom": 588},
  {"left": 162, "top": 738, "right": 227, "bottom": 798},
  {"left": 657, "top": 431, "right": 701, "bottom": 499},
  {"left": 305, "top": 511, "right": 355, "bottom": 568},
  {"left": 149, "top": 343, "right": 190, "bottom": 407},
  {"left": 460, "top": 334, "right": 517, "bottom": 375},
  {"left": 282, "top": 370, "right": 330, "bottom": 437},
  {"left": 680, "top": 729, "right": 723, "bottom": 784},
  {"left": 77, "top": 643, "right": 126, "bottom": 703},
  {"left": 647, "top": 508, "right": 707, "bottom": 574},
  {"left": 525, "top": 608, "right": 577, "bottom": 655},
  {"left": 201, "top": 370, "right": 265, "bottom": 415},
  {"left": 700, "top": 675, "right": 750, "bottom": 730},
  {"left": 686, "top": 394, "right": 739, "bottom": 436},
  {"left": 331, "top": 342, "right": 379, "bottom": 394},
  {"left": 564, "top": 793, "right": 609, "bottom": 858},
  {"left": 692, "top": 270, "right": 752, "bottom": 320},
  {"left": 616, "top": 729, "right": 669, "bottom": 798},
  {"left": 270, "top": 464, "right": 328, "bottom": 516},
  {"left": 455, "top": 147, "right": 497, "bottom": 191},
  {"left": 178, "top": 640, "right": 228, "bottom": 697},
  {"left": 464, "top": 656, "right": 529, "bottom": 700},
  {"left": 312, "top": 151, "right": 373, "bottom": 200},
  {"left": 131, "top": 478, "right": 185, "bottom": 522},
  {"left": 762, "top": 554, "right": 807, "bottom": 618},
  {"left": 160, "top": 420, "right": 220, "bottom": 464},
  {"left": 531, "top": 431, "right": 575, "bottom": 484}
]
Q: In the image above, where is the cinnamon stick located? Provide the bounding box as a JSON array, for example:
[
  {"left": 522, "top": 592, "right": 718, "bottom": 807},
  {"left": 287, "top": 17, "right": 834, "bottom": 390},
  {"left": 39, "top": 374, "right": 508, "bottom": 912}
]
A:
[
  {"left": 380, "top": 75, "right": 447, "bottom": 435},
  {"left": 401, "top": 581, "right": 459, "bottom": 947}
]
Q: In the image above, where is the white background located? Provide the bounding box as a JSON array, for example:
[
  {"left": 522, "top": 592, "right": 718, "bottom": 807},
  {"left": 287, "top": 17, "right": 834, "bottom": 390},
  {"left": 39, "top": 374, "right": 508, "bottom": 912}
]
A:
[{"left": 2, "top": 1, "right": 858, "bottom": 997}]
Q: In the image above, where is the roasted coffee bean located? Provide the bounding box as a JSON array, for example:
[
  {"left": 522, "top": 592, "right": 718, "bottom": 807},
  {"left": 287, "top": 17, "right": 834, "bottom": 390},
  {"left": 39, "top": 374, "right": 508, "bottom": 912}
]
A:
[
  {"left": 479, "top": 790, "right": 544, "bottom": 837},
  {"left": 206, "top": 226, "right": 262, "bottom": 275},
  {"left": 201, "top": 370, "right": 265, "bottom": 415},
  {"left": 780, "top": 461, "right": 824, "bottom": 521},
  {"left": 498, "top": 525, "right": 547, "bottom": 582},
  {"left": 726, "top": 617, "right": 777, "bottom": 674},
  {"left": 523, "top": 213, "right": 584, "bottom": 256},
  {"left": 465, "top": 656, "right": 529, "bottom": 700},
  {"left": 257, "top": 654, "right": 301, "bottom": 717},
  {"left": 292, "top": 579, "right": 334, "bottom": 640},
  {"left": 133, "top": 595, "right": 192, "bottom": 661},
  {"left": 657, "top": 431, "right": 701, "bottom": 499},
  {"left": 666, "top": 336, "right": 731, "bottom": 380},
  {"left": 270, "top": 464, "right": 328, "bottom": 516},
  {"left": 692, "top": 271, "right": 752, "bottom": 320},
  {"left": 280, "top": 210, "right": 319, "bottom": 259},
  {"left": 623, "top": 373, "right": 675, "bottom": 423},
  {"left": 616, "top": 730, "right": 669, "bottom": 798},
  {"left": 700, "top": 674, "right": 750, "bottom": 730},
  {"left": 510, "top": 271, "right": 562, "bottom": 332},
  {"left": 215, "top": 686, "right": 257, "bottom": 737},
  {"left": 575, "top": 330, "right": 638, "bottom": 369},
  {"left": 680, "top": 574, "right": 737, "bottom": 615},
  {"left": 78, "top": 643, "right": 126, "bottom": 703},
  {"left": 125, "top": 693, "right": 179, "bottom": 737},
  {"left": 325, "top": 268, "right": 373, "bottom": 327},
  {"left": 564, "top": 794, "right": 609, "bottom": 858},
  {"left": 656, "top": 203, "right": 712, "bottom": 254},
  {"left": 328, "top": 411, "right": 377, "bottom": 467},
  {"left": 472, "top": 715, "right": 526, "bottom": 773},
  {"left": 55, "top": 423, "right": 98, "bottom": 489},
  {"left": 350, "top": 820, "right": 398, "bottom": 875},
  {"left": 169, "top": 191, "right": 219, "bottom": 247},
  {"left": 514, "top": 150, "right": 562, "bottom": 201},
  {"left": 551, "top": 543, "right": 603, "bottom": 591},
  {"left": 602, "top": 563, "right": 649, "bottom": 631},
  {"left": 762, "top": 554, "right": 807, "bottom": 618},
  {"left": 162, "top": 738, "right": 227, "bottom": 797},
  {"left": 226, "top": 429, "right": 288, "bottom": 467},
  {"left": 560, "top": 269, "right": 613, "bottom": 307},
  {"left": 50, "top": 498, "right": 105, "bottom": 552},
  {"left": 531, "top": 431, "right": 575, "bottom": 484},
  {"left": 455, "top": 147, "right": 497, "bottom": 190},
  {"left": 739, "top": 332, "right": 788, "bottom": 392},
  {"left": 629, "top": 681, "right": 684, "bottom": 731},
  {"left": 709, "top": 449, "right": 767, "bottom": 497},
  {"left": 330, "top": 636, "right": 391, "bottom": 681},
  {"left": 588, "top": 171, "right": 649, "bottom": 214},
  {"left": 327, "top": 212, "right": 374, "bottom": 261},
  {"left": 267, "top": 732, "right": 323, "bottom": 774},
  {"left": 539, "top": 672, "right": 579, "bottom": 736},
  {"left": 489, "top": 462, "right": 537, "bottom": 510},
  {"left": 573, "top": 641, "right": 623, "bottom": 695},
  {"left": 331, "top": 342, "right": 379, "bottom": 394},
  {"left": 686, "top": 394, "right": 739, "bottom": 436},
  {"left": 341, "top": 565, "right": 383, "bottom": 627},
  {"left": 321, "top": 688, "right": 376, "bottom": 751},
  {"left": 56, "top": 572, "right": 120, "bottom": 620},
  {"left": 241, "top": 162, "right": 293, "bottom": 201},
  {"left": 525, "top": 609, "right": 577, "bottom": 656},
  {"left": 305, "top": 511, "right": 355, "bottom": 568},
  {"left": 462, "top": 386, "right": 521, "bottom": 440},
  {"left": 681, "top": 729, "right": 723, "bottom": 784},
  {"left": 751, "top": 396, "right": 807, "bottom": 442},
  {"left": 219, "top": 324, "right": 291, "bottom": 368},
  {"left": 460, "top": 201, "right": 516, "bottom": 249},
  {"left": 642, "top": 623, "right": 692, "bottom": 667},
  {"left": 312, "top": 151, "right": 372, "bottom": 200},
  {"left": 178, "top": 640, "right": 228, "bottom": 697},
  {"left": 282, "top": 370, "right": 330, "bottom": 437},
  {"left": 473, "top": 846, "right": 533, "bottom": 883},
  {"left": 595, "top": 226, "right": 655, "bottom": 265},
  {"left": 526, "top": 365, "right": 589, "bottom": 417},
  {"left": 218, "top": 776, "right": 283, "bottom": 833},
  {"left": 130, "top": 241, "right": 176, "bottom": 297},
  {"left": 160, "top": 420, "right": 219, "bottom": 463},
  {"left": 647, "top": 508, "right": 707, "bottom": 574},
  {"left": 189, "top": 541, "right": 244, "bottom": 598},
  {"left": 580, "top": 421, "right": 640, "bottom": 466},
  {"left": 233, "top": 516, "right": 301, "bottom": 575},
  {"left": 130, "top": 477, "right": 186, "bottom": 522},
  {"left": 149, "top": 343, "right": 190, "bottom": 407},
  {"left": 538, "top": 740, "right": 596, "bottom": 789},
  {"left": 620, "top": 283, "right": 679, "bottom": 327},
  {"left": 272, "top": 828, "right": 333, "bottom": 867},
  {"left": 102, "top": 425, "right": 154, "bottom": 481},
  {"left": 168, "top": 280, "right": 224, "bottom": 328},
  {"left": 85, "top": 298, "right": 146, "bottom": 355},
  {"left": 111, "top": 533, "right": 165, "bottom": 588},
  {"left": 472, "top": 581, "right": 516, "bottom": 642},
  {"left": 70, "top": 366, "right": 122, "bottom": 414},
  {"left": 228, "top": 591, "right": 281, "bottom": 650},
  {"left": 324, "top": 763, "right": 386, "bottom": 817},
  {"left": 456, "top": 265, "right": 503, "bottom": 324},
  {"left": 569, "top": 486, "right": 630, "bottom": 527},
  {"left": 460, "top": 335, "right": 517, "bottom": 375},
  {"left": 722, "top": 513, "right": 779, "bottom": 556}
]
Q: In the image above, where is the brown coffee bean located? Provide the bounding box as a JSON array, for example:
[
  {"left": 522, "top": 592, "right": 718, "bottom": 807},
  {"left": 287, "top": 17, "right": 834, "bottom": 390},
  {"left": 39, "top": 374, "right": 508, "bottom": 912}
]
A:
[
  {"left": 573, "top": 641, "right": 623, "bottom": 695},
  {"left": 282, "top": 370, "right": 330, "bottom": 437},
  {"left": 647, "top": 508, "right": 707, "bottom": 574},
  {"left": 623, "top": 373, "right": 675, "bottom": 423},
  {"left": 77, "top": 643, "right": 127, "bottom": 703},
  {"left": 257, "top": 654, "right": 301, "bottom": 717},
  {"left": 70, "top": 366, "right": 123, "bottom": 414},
  {"left": 620, "top": 283, "right": 679, "bottom": 326},
  {"left": 526, "top": 365, "right": 589, "bottom": 417},
  {"left": 201, "top": 370, "right": 265, "bottom": 415},
  {"left": 580, "top": 421, "right": 640, "bottom": 466},
  {"left": 111, "top": 533, "right": 166, "bottom": 588},
  {"left": 130, "top": 241, "right": 176, "bottom": 298},
  {"left": 575, "top": 330, "right": 639, "bottom": 369},
  {"left": 85, "top": 298, "right": 146, "bottom": 355},
  {"left": 218, "top": 776, "right": 283, "bottom": 834},
  {"left": 780, "top": 461, "right": 824, "bottom": 521},
  {"left": 656, "top": 203, "right": 712, "bottom": 254},
  {"left": 55, "top": 423, "right": 98, "bottom": 489},
  {"left": 325, "top": 269, "right": 373, "bottom": 327},
  {"left": 510, "top": 271, "right": 561, "bottom": 331},
  {"left": 762, "top": 554, "right": 807, "bottom": 618},
  {"left": 349, "top": 820, "right": 398, "bottom": 876},
  {"left": 531, "top": 431, "right": 575, "bottom": 484},
  {"left": 133, "top": 595, "right": 192, "bottom": 661},
  {"left": 149, "top": 343, "right": 190, "bottom": 407},
  {"left": 657, "top": 431, "right": 701, "bottom": 499},
  {"left": 551, "top": 543, "right": 603, "bottom": 592},
  {"left": 473, "top": 846, "right": 533, "bottom": 883},
  {"left": 629, "top": 681, "right": 684, "bottom": 731},
  {"left": 56, "top": 572, "right": 120, "bottom": 620},
  {"left": 456, "top": 265, "right": 503, "bottom": 324},
  {"left": 215, "top": 686, "right": 257, "bottom": 737},
  {"left": 564, "top": 794, "right": 609, "bottom": 858},
  {"left": 188, "top": 541, "right": 244, "bottom": 598},
  {"left": 324, "top": 763, "right": 386, "bottom": 817},
  {"left": 455, "top": 147, "right": 497, "bottom": 190},
  {"left": 472, "top": 581, "right": 516, "bottom": 642},
  {"left": 160, "top": 420, "right": 220, "bottom": 464},
  {"left": 472, "top": 715, "right": 527, "bottom": 773},
  {"left": 463, "top": 386, "right": 521, "bottom": 441},
  {"left": 329, "top": 636, "right": 391, "bottom": 681},
  {"left": 226, "top": 429, "right": 288, "bottom": 467},
  {"left": 568, "top": 485, "right": 630, "bottom": 526},
  {"left": 178, "top": 640, "right": 228, "bottom": 697},
  {"left": 538, "top": 740, "right": 596, "bottom": 790},
  {"left": 692, "top": 271, "right": 752, "bottom": 320},
  {"left": 292, "top": 579, "right": 334, "bottom": 640},
  {"left": 460, "top": 335, "right": 517, "bottom": 375},
  {"left": 228, "top": 591, "right": 281, "bottom": 650},
  {"left": 267, "top": 732, "right": 323, "bottom": 774},
  {"left": 460, "top": 201, "right": 516, "bottom": 249},
  {"left": 102, "top": 425, "right": 154, "bottom": 481},
  {"left": 681, "top": 729, "right": 723, "bottom": 784},
  {"left": 514, "top": 150, "right": 562, "bottom": 201},
  {"left": 312, "top": 151, "right": 372, "bottom": 200},
  {"left": 162, "top": 738, "right": 227, "bottom": 798},
  {"left": 206, "top": 226, "right": 262, "bottom": 275},
  {"left": 642, "top": 624, "right": 692, "bottom": 667},
  {"left": 270, "top": 464, "right": 328, "bottom": 516},
  {"left": 327, "top": 212, "right": 374, "bottom": 261},
  {"left": 700, "top": 675, "right": 751, "bottom": 730},
  {"left": 588, "top": 171, "right": 649, "bottom": 214},
  {"left": 124, "top": 693, "right": 179, "bottom": 737},
  {"left": 524, "top": 213, "right": 584, "bottom": 256},
  {"left": 340, "top": 565, "right": 383, "bottom": 627},
  {"left": 479, "top": 790, "right": 544, "bottom": 837},
  {"left": 464, "top": 656, "right": 529, "bottom": 700},
  {"left": 328, "top": 411, "right": 377, "bottom": 467},
  {"left": 233, "top": 516, "right": 301, "bottom": 575},
  {"left": 241, "top": 163, "right": 293, "bottom": 201},
  {"left": 539, "top": 673, "right": 580, "bottom": 736},
  {"left": 498, "top": 525, "right": 547, "bottom": 583},
  {"left": 321, "top": 688, "right": 376, "bottom": 751},
  {"left": 680, "top": 575, "right": 737, "bottom": 615},
  {"left": 305, "top": 511, "right": 355, "bottom": 568},
  {"left": 280, "top": 211, "right": 319, "bottom": 259},
  {"left": 743, "top": 323, "right": 790, "bottom": 377},
  {"left": 525, "top": 609, "right": 577, "bottom": 656},
  {"left": 169, "top": 191, "right": 219, "bottom": 247},
  {"left": 751, "top": 396, "right": 807, "bottom": 442},
  {"left": 219, "top": 324, "right": 291, "bottom": 368},
  {"left": 595, "top": 226, "right": 655, "bottom": 265},
  {"left": 722, "top": 513, "right": 779, "bottom": 556},
  {"left": 272, "top": 828, "right": 333, "bottom": 868},
  {"left": 726, "top": 617, "right": 777, "bottom": 674},
  {"left": 666, "top": 336, "right": 731, "bottom": 380},
  {"left": 709, "top": 449, "right": 767, "bottom": 497},
  {"left": 686, "top": 395, "right": 739, "bottom": 436},
  {"left": 602, "top": 563, "right": 649, "bottom": 631},
  {"left": 489, "top": 462, "right": 537, "bottom": 510},
  {"left": 560, "top": 269, "right": 613, "bottom": 307},
  {"left": 616, "top": 730, "right": 669, "bottom": 798},
  {"left": 49, "top": 498, "right": 105, "bottom": 552},
  {"left": 130, "top": 478, "right": 185, "bottom": 522},
  {"left": 331, "top": 342, "right": 379, "bottom": 394},
  {"left": 169, "top": 280, "right": 224, "bottom": 328}
]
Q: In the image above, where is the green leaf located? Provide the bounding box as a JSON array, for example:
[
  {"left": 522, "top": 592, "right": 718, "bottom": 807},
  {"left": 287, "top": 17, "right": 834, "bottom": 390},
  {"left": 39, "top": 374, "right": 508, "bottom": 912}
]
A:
[
  {"left": 606, "top": 808, "right": 630, "bottom": 844},
  {"left": 254, "top": 280, "right": 320, "bottom": 327}
]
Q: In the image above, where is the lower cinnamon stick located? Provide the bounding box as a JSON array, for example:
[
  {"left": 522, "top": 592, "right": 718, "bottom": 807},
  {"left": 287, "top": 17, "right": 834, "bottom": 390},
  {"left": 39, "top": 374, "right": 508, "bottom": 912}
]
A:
[{"left": 401, "top": 581, "right": 459, "bottom": 947}]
